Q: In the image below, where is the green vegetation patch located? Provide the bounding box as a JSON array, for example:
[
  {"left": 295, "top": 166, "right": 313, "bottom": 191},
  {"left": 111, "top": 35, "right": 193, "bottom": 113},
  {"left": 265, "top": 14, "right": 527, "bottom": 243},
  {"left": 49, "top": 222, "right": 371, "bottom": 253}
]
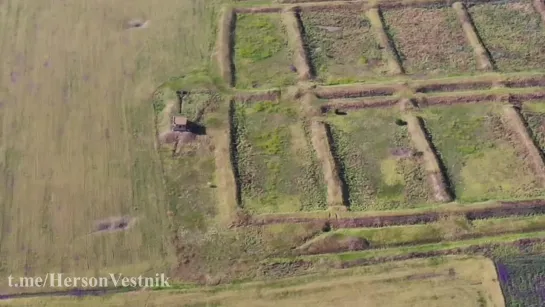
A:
[
  {"left": 233, "top": 101, "right": 326, "bottom": 214},
  {"left": 234, "top": 14, "right": 297, "bottom": 89},
  {"left": 419, "top": 102, "right": 543, "bottom": 202},
  {"left": 383, "top": 7, "right": 477, "bottom": 75},
  {"left": 469, "top": 2, "right": 545, "bottom": 72},
  {"left": 300, "top": 9, "right": 387, "bottom": 84},
  {"left": 303, "top": 215, "right": 545, "bottom": 250},
  {"left": 326, "top": 108, "right": 432, "bottom": 211}
]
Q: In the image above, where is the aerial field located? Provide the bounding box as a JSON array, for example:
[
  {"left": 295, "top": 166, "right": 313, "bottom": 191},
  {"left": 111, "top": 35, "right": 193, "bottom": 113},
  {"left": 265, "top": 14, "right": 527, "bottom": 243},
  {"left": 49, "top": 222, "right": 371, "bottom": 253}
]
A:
[
  {"left": 299, "top": 9, "right": 388, "bottom": 84},
  {"left": 233, "top": 14, "right": 297, "bottom": 89},
  {"left": 326, "top": 108, "right": 433, "bottom": 211},
  {"left": 468, "top": 1, "right": 545, "bottom": 72},
  {"left": 419, "top": 102, "right": 543, "bottom": 202},
  {"left": 382, "top": 7, "right": 477, "bottom": 76},
  {"left": 232, "top": 101, "right": 327, "bottom": 214},
  {"left": 0, "top": 0, "right": 222, "bottom": 290},
  {"left": 2, "top": 256, "right": 505, "bottom": 307}
]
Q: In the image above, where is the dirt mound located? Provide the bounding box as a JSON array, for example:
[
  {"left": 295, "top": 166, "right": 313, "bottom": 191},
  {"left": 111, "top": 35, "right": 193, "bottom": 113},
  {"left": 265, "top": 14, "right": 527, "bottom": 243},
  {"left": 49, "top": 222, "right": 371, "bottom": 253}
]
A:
[
  {"left": 126, "top": 19, "right": 149, "bottom": 29},
  {"left": 299, "top": 235, "right": 370, "bottom": 255},
  {"left": 159, "top": 131, "right": 197, "bottom": 145}
]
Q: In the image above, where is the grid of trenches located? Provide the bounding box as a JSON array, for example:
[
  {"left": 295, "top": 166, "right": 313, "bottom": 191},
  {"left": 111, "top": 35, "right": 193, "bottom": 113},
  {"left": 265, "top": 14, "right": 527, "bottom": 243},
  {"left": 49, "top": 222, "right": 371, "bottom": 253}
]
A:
[
  {"left": 324, "top": 106, "right": 435, "bottom": 211},
  {"left": 417, "top": 101, "right": 545, "bottom": 203},
  {"left": 231, "top": 100, "right": 327, "bottom": 214}
]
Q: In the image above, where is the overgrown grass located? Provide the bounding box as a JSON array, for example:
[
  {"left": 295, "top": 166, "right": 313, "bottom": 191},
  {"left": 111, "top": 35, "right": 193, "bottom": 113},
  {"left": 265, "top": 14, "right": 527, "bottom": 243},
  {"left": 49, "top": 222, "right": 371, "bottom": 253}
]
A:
[
  {"left": 291, "top": 230, "right": 545, "bottom": 263},
  {"left": 326, "top": 108, "right": 433, "bottom": 211},
  {"left": 383, "top": 7, "right": 477, "bottom": 76},
  {"left": 419, "top": 102, "right": 543, "bottom": 202},
  {"left": 521, "top": 102, "right": 545, "bottom": 157},
  {"left": 299, "top": 9, "right": 387, "bottom": 84},
  {"left": 234, "top": 14, "right": 297, "bottom": 89},
  {"left": 232, "top": 101, "right": 327, "bottom": 213},
  {"left": 469, "top": 2, "right": 545, "bottom": 72},
  {"left": 303, "top": 215, "right": 545, "bottom": 250}
]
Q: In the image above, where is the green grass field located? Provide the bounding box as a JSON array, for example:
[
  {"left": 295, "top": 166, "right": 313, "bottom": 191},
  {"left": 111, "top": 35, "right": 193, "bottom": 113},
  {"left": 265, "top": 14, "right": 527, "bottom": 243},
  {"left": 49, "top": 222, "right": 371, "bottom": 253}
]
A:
[
  {"left": 419, "top": 102, "right": 543, "bottom": 202},
  {"left": 234, "top": 14, "right": 297, "bottom": 89},
  {"left": 469, "top": 2, "right": 545, "bottom": 72},
  {"left": 382, "top": 7, "right": 477, "bottom": 76},
  {"left": 299, "top": 9, "right": 388, "bottom": 84},
  {"left": 326, "top": 108, "right": 433, "bottom": 211},
  {"left": 232, "top": 101, "right": 327, "bottom": 214},
  {"left": 300, "top": 215, "right": 545, "bottom": 252}
]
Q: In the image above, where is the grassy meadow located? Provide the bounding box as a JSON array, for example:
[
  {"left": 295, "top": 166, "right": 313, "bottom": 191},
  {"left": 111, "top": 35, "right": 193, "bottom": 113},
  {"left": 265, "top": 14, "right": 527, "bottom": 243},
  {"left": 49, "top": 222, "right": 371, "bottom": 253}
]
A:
[
  {"left": 419, "top": 102, "right": 543, "bottom": 202},
  {"left": 232, "top": 101, "right": 327, "bottom": 214},
  {"left": 3, "top": 257, "right": 505, "bottom": 307},
  {"left": 326, "top": 108, "right": 433, "bottom": 211},
  {"left": 468, "top": 2, "right": 545, "bottom": 72},
  {"left": 382, "top": 7, "right": 477, "bottom": 76},
  {"left": 299, "top": 9, "right": 388, "bottom": 84},
  {"left": 0, "top": 0, "right": 224, "bottom": 291},
  {"left": 233, "top": 14, "right": 297, "bottom": 89}
]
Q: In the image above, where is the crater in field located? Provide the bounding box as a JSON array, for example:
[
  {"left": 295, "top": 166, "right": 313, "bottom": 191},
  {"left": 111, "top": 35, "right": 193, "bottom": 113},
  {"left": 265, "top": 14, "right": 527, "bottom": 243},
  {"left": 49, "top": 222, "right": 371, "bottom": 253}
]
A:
[
  {"left": 126, "top": 19, "right": 149, "bottom": 29},
  {"left": 93, "top": 216, "right": 135, "bottom": 233}
]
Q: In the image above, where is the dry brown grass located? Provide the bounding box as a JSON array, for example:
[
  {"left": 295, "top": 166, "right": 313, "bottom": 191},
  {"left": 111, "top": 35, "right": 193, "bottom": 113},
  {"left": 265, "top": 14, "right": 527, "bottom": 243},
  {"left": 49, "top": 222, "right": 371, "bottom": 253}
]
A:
[
  {"left": 366, "top": 8, "right": 404, "bottom": 75},
  {"left": 502, "top": 104, "right": 545, "bottom": 186},
  {"left": 217, "top": 6, "right": 235, "bottom": 87},
  {"left": 0, "top": 0, "right": 222, "bottom": 290},
  {"left": 281, "top": 9, "right": 312, "bottom": 81},
  {"left": 309, "top": 115, "right": 346, "bottom": 207},
  {"left": 8, "top": 256, "right": 505, "bottom": 307},
  {"left": 404, "top": 114, "right": 452, "bottom": 202},
  {"left": 452, "top": 2, "right": 493, "bottom": 71}
]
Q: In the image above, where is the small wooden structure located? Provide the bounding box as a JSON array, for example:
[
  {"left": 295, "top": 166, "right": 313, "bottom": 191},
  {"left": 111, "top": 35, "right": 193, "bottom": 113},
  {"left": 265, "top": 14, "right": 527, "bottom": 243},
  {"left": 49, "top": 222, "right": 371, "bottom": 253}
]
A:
[{"left": 171, "top": 116, "right": 190, "bottom": 132}]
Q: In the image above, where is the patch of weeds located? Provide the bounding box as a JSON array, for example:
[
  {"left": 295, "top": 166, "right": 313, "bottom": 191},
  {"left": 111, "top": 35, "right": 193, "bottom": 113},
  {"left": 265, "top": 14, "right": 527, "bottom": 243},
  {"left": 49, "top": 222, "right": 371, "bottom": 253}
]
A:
[
  {"left": 420, "top": 103, "right": 543, "bottom": 202},
  {"left": 232, "top": 101, "right": 326, "bottom": 213},
  {"left": 521, "top": 102, "right": 545, "bottom": 156},
  {"left": 299, "top": 9, "right": 387, "bottom": 83},
  {"left": 327, "top": 108, "right": 432, "bottom": 210},
  {"left": 234, "top": 14, "right": 296, "bottom": 89},
  {"left": 469, "top": 2, "right": 545, "bottom": 71},
  {"left": 383, "top": 7, "right": 476, "bottom": 75}
]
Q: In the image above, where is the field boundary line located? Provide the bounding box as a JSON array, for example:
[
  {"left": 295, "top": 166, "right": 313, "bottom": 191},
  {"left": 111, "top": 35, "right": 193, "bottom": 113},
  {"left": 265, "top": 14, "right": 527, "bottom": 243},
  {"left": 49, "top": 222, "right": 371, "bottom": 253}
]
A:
[
  {"left": 212, "top": 100, "right": 241, "bottom": 227},
  {"left": 247, "top": 199, "right": 545, "bottom": 227},
  {"left": 366, "top": 8, "right": 404, "bottom": 75},
  {"left": 502, "top": 104, "right": 545, "bottom": 187},
  {"left": 452, "top": 2, "right": 494, "bottom": 71},
  {"left": 307, "top": 104, "right": 348, "bottom": 208},
  {"left": 403, "top": 109, "right": 453, "bottom": 202},
  {"left": 217, "top": 6, "right": 235, "bottom": 87},
  {"left": 281, "top": 9, "right": 313, "bottom": 81}
]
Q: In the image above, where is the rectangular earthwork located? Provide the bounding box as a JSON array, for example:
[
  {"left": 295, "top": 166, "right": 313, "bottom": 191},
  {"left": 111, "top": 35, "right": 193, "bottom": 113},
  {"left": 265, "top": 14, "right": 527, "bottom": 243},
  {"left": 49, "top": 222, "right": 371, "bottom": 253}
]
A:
[{"left": 232, "top": 101, "right": 327, "bottom": 214}]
